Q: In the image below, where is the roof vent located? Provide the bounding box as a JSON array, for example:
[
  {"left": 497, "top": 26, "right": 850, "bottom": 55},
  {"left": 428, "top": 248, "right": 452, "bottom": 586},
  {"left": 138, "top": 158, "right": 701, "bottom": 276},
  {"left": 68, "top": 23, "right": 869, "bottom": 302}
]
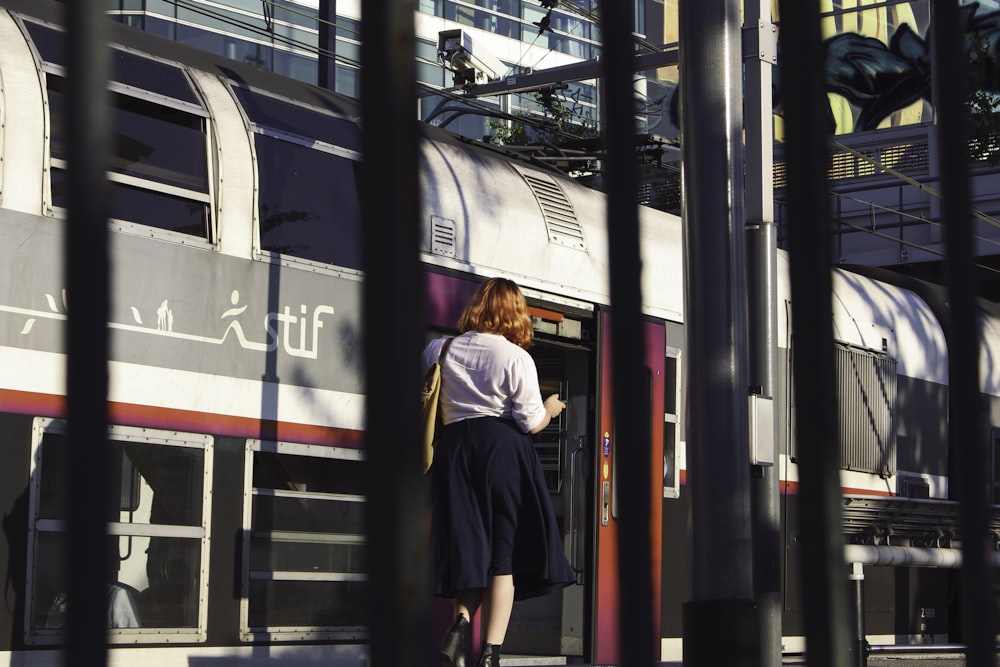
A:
[
  {"left": 430, "top": 215, "right": 456, "bottom": 257},
  {"left": 512, "top": 165, "right": 586, "bottom": 251}
]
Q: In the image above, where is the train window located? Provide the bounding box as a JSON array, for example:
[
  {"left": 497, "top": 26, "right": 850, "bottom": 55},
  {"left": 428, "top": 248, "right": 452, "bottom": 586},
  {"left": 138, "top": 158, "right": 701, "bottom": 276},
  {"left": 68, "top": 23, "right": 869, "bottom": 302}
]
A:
[
  {"left": 22, "top": 21, "right": 64, "bottom": 68},
  {"left": 254, "top": 135, "right": 362, "bottom": 268},
  {"left": 24, "top": 21, "right": 202, "bottom": 108},
  {"left": 242, "top": 440, "right": 367, "bottom": 640},
  {"left": 25, "top": 419, "right": 212, "bottom": 645},
  {"left": 45, "top": 74, "right": 211, "bottom": 238},
  {"left": 111, "top": 49, "right": 202, "bottom": 106},
  {"left": 663, "top": 347, "right": 681, "bottom": 499},
  {"left": 233, "top": 87, "right": 361, "bottom": 153},
  {"left": 23, "top": 19, "right": 213, "bottom": 241},
  {"left": 231, "top": 86, "right": 363, "bottom": 270}
]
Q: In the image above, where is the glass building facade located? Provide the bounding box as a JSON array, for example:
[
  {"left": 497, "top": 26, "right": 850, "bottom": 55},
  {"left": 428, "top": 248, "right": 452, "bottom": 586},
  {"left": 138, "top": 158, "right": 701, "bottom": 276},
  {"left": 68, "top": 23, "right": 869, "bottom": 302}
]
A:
[{"left": 104, "top": 1, "right": 656, "bottom": 143}]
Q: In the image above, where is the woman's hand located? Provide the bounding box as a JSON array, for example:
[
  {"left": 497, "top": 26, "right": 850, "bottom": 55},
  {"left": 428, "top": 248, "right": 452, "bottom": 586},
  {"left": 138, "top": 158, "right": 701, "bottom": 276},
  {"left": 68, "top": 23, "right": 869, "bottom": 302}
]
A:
[
  {"left": 529, "top": 394, "right": 566, "bottom": 434},
  {"left": 543, "top": 394, "right": 566, "bottom": 418}
]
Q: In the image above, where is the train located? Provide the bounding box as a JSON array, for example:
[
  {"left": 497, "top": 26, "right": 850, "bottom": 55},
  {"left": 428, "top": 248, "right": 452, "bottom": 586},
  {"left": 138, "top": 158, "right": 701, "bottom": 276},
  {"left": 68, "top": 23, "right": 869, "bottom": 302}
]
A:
[{"left": 0, "top": 0, "right": 996, "bottom": 664}]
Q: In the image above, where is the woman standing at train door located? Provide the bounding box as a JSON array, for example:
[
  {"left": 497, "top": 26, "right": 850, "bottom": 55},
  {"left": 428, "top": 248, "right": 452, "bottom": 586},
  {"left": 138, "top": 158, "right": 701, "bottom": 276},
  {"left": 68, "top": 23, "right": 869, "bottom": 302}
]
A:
[{"left": 424, "top": 277, "right": 575, "bottom": 667}]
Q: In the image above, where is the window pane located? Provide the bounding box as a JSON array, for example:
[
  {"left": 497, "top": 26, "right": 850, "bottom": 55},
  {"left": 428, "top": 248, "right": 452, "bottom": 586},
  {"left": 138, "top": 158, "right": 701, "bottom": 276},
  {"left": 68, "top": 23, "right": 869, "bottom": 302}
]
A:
[
  {"left": 247, "top": 447, "right": 367, "bottom": 632},
  {"left": 253, "top": 451, "right": 365, "bottom": 495},
  {"left": 35, "top": 535, "right": 206, "bottom": 629},
  {"left": 234, "top": 87, "right": 361, "bottom": 152},
  {"left": 110, "top": 92, "right": 208, "bottom": 190},
  {"left": 29, "top": 424, "right": 208, "bottom": 638},
  {"left": 275, "top": 49, "right": 318, "bottom": 85},
  {"left": 36, "top": 433, "right": 205, "bottom": 526},
  {"left": 336, "top": 65, "right": 359, "bottom": 98},
  {"left": 111, "top": 49, "right": 200, "bottom": 105},
  {"left": 30, "top": 534, "right": 146, "bottom": 631},
  {"left": 252, "top": 494, "right": 364, "bottom": 534},
  {"left": 52, "top": 170, "right": 209, "bottom": 237},
  {"left": 25, "top": 22, "right": 201, "bottom": 106},
  {"left": 249, "top": 535, "right": 365, "bottom": 573},
  {"left": 176, "top": 25, "right": 273, "bottom": 70},
  {"left": 255, "top": 135, "right": 362, "bottom": 268},
  {"left": 24, "top": 22, "right": 64, "bottom": 67},
  {"left": 248, "top": 580, "right": 367, "bottom": 627},
  {"left": 137, "top": 536, "right": 202, "bottom": 627}
]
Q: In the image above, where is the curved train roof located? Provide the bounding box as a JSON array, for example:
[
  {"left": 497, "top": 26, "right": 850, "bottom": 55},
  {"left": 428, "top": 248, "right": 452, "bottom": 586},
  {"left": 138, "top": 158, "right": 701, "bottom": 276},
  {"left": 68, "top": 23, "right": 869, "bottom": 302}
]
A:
[{"left": 1, "top": 0, "right": 685, "bottom": 322}]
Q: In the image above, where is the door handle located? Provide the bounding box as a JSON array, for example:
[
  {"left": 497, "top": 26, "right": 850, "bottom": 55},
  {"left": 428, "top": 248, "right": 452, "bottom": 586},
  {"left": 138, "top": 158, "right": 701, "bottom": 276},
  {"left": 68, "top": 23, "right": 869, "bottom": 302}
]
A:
[{"left": 568, "top": 437, "right": 585, "bottom": 580}]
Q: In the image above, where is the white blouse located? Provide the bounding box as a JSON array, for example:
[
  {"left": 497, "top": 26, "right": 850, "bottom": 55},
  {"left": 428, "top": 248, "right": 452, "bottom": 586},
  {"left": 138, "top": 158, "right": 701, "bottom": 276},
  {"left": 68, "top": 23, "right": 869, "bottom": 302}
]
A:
[{"left": 422, "top": 331, "right": 547, "bottom": 433}]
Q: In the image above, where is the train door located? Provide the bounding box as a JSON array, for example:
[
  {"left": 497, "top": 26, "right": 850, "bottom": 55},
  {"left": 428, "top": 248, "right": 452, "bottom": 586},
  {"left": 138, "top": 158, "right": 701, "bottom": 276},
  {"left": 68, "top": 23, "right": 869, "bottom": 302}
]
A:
[
  {"left": 502, "top": 305, "right": 594, "bottom": 661},
  {"left": 503, "top": 308, "right": 669, "bottom": 664},
  {"left": 588, "top": 313, "right": 667, "bottom": 664}
]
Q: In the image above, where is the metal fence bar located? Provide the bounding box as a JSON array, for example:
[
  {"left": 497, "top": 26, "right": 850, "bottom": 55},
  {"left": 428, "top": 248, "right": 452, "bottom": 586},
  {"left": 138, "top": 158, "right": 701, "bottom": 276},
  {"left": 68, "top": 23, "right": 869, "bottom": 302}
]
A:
[
  {"left": 930, "top": 1, "right": 996, "bottom": 665},
  {"left": 775, "top": 0, "right": 853, "bottom": 665},
  {"left": 65, "top": 3, "right": 111, "bottom": 666},
  {"left": 360, "top": 2, "right": 428, "bottom": 666},
  {"left": 679, "top": 0, "right": 757, "bottom": 663},
  {"left": 597, "top": 4, "right": 654, "bottom": 666}
]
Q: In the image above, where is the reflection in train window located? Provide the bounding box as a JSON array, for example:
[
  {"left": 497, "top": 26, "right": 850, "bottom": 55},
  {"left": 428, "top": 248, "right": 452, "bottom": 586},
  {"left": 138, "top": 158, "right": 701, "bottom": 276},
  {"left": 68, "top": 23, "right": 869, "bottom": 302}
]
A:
[
  {"left": 46, "top": 76, "right": 211, "bottom": 238},
  {"left": 24, "top": 20, "right": 202, "bottom": 106},
  {"left": 232, "top": 86, "right": 360, "bottom": 152},
  {"left": 242, "top": 441, "right": 367, "bottom": 640},
  {"left": 23, "top": 19, "right": 213, "bottom": 241},
  {"left": 254, "top": 135, "right": 362, "bottom": 269},
  {"left": 230, "top": 86, "right": 363, "bottom": 270},
  {"left": 25, "top": 419, "right": 212, "bottom": 645}
]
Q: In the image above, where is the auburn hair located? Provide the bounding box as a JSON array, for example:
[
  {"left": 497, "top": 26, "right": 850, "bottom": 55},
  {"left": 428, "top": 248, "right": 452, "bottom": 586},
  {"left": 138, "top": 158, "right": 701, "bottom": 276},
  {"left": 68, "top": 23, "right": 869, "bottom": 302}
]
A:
[{"left": 457, "top": 277, "right": 533, "bottom": 349}]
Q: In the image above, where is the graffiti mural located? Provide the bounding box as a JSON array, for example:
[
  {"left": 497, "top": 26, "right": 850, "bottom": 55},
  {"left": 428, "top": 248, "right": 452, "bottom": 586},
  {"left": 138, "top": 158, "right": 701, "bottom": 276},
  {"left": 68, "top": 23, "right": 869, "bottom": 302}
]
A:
[{"left": 772, "top": 1, "right": 1000, "bottom": 135}]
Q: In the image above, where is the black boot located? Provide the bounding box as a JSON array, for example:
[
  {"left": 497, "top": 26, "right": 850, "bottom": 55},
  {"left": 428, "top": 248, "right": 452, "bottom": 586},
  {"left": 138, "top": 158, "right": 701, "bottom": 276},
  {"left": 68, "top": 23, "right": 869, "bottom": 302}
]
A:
[
  {"left": 440, "top": 615, "right": 471, "bottom": 667},
  {"left": 477, "top": 642, "right": 501, "bottom": 667}
]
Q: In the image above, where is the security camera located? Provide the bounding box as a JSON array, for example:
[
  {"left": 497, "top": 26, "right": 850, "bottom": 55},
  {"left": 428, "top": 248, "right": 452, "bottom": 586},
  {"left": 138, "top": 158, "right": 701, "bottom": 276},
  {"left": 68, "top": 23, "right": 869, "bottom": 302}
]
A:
[{"left": 437, "top": 29, "right": 506, "bottom": 88}]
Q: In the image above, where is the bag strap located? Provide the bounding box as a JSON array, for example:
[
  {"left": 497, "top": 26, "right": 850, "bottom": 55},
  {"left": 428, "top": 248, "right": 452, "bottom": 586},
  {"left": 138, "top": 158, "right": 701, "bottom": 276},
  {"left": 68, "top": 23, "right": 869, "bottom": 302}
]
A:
[{"left": 438, "top": 336, "right": 456, "bottom": 364}]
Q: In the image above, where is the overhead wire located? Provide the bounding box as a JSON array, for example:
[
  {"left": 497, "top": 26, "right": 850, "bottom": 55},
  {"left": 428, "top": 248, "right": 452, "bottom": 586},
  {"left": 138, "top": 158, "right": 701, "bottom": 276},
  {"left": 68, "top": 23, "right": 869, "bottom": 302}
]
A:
[
  {"left": 247, "top": 1, "right": 1000, "bottom": 279},
  {"left": 164, "top": 1, "right": 663, "bottom": 153}
]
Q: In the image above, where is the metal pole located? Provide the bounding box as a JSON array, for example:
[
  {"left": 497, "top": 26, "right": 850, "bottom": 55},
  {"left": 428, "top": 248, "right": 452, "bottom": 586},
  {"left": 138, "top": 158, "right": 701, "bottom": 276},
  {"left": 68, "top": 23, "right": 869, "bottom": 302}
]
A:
[
  {"left": 679, "top": 0, "right": 757, "bottom": 663},
  {"left": 360, "top": 1, "right": 428, "bottom": 666},
  {"left": 318, "top": 0, "right": 337, "bottom": 90},
  {"left": 597, "top": 3, "right": 654, "bottom": 665},
  {"left": 742, "top": 1, "right": 781, "bottom": 664},
  {"left": 775, "top": 0, "right": 852, "bottom": 665},
  {"left": 930, "top": 2, "right": 996, "bottom": 665},
  {"left": 848, "top": 563, "right": 866, "bottom": 667},
  {"left": 65, "top": 3, "right": 111, "bottom": 666}
]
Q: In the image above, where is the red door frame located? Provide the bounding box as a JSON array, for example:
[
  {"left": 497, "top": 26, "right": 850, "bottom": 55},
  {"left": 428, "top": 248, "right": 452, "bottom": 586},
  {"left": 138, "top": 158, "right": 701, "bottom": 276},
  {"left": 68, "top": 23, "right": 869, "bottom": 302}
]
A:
[{"left": 592, "top": 312, "right": 665, "bottom": 663}]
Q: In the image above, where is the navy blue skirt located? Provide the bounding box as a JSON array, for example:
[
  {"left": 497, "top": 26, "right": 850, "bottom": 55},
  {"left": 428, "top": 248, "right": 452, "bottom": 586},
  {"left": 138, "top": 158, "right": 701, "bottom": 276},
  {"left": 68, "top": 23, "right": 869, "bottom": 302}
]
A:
[{"left": 428, "top": 417, "right": 575, "bottom": 601}]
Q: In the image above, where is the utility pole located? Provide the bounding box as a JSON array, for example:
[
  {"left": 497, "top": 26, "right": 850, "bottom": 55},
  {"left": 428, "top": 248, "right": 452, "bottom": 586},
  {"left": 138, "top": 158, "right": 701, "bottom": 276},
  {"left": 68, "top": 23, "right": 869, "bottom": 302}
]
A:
[{"left": 743, "top": 1, "right": 781, "bottom": 665}]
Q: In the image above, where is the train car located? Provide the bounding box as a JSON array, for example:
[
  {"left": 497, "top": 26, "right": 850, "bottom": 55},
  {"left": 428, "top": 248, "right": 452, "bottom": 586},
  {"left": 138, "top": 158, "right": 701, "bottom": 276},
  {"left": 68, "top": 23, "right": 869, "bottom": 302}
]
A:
[{"left": 0, "top": 1, "right": 994, "bottom": 665}]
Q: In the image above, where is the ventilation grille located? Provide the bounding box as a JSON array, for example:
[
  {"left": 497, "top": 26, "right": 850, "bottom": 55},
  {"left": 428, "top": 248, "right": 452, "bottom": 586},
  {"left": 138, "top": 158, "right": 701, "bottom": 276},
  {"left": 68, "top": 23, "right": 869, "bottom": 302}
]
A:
[
  {"left": 836, "top": 345, "right": 897, "bottom": 476},
  {"left": 512, "top": 165, "right": 586, "bottom": 251},
  {"left": 790, "top": 344, "right": 897, "bottom": 477},
  {"left": 430, "top": 215, "right": 456, "bottom": 257}
]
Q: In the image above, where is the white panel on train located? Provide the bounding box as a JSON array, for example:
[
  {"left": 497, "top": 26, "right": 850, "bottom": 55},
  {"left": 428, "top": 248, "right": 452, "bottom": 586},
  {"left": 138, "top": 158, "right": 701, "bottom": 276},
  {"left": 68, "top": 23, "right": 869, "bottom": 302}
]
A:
[
  {"left": 0, "top": 8, "right": 47, "bottom": 214},
  {"left": 419, "top": 135, "right": 685, "bottom": 321},
  {"left": 775, "top": 252, "right": 948, "bottom": 385}
]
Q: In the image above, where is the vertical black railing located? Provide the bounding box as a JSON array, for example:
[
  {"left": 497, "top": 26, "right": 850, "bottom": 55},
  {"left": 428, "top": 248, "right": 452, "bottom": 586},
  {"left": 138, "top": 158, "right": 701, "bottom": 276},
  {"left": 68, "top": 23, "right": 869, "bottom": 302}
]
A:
[
  {"left": 597, "top": 3, "right": 655, "bottom": 666},
  {"left": 65, "top": 3, "right": 111, "bottom": 666},
  {"left": 360, "top": 1, "right": 428, "bottom": 667},
  {"left": 679, "top": 0, "right": 758, "bottom": 663},
  {"left": 932, "top": 1, "right": 996, "bottom": 665},
  {"left": 776, "top": 1, "right": 853, "bottom": 666}
]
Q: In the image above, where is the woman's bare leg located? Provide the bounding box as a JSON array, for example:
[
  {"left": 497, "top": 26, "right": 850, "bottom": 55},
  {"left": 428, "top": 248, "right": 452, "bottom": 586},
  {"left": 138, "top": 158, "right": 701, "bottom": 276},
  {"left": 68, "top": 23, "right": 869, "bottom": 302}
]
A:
[{"left": 482, "top": 574, "right": 514, "bottom": 645}]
